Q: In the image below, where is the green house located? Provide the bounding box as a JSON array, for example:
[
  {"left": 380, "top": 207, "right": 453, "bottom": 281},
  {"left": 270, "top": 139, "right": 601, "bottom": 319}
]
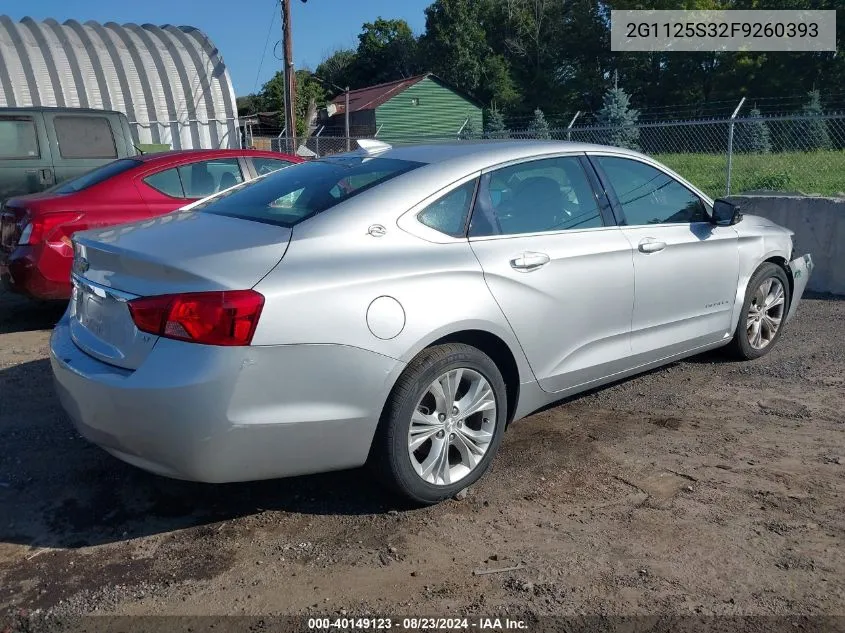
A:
[{"left": 323, "top": 73, "right": 482, "bottom": 144}]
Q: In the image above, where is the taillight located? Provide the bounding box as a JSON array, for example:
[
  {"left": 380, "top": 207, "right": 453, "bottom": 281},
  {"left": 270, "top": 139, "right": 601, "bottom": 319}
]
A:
[
  {"left": 128, "top": 290, "right": 265, "bottom": 346},
  {"left": 19, "top": 211, "right": 85, "bottom": 247}
]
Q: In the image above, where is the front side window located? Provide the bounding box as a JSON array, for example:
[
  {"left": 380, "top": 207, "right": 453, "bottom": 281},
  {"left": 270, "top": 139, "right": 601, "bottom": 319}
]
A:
[
  {"left": 178, "top": 158, "right": 244, "bottom": 198},
  {"left": 593, "top": 156, "right": 709, "bottom": 225},
  {"left": 0, "top": 116, "right": 39, "bottom": 158},
  {"left": 417, "top": 179, "right": 477, "bottom": 237},
  {"left": 196, "top": 156, "right": 423, "bottom": 228},
  {"left": 54, "top": 116, "right": 117, "bottom": 159},
  {"left": 252, "top": 157, "right": 294, "bottom": 176},
  {"left": 469, "top": 156, "right": 604, "bottom": 237}
]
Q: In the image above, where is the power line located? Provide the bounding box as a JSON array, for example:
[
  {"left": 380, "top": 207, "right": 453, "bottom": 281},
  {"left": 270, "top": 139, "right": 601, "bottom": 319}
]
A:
[{"left": 253, "top": 0, "right": 280, "bottom": 96}]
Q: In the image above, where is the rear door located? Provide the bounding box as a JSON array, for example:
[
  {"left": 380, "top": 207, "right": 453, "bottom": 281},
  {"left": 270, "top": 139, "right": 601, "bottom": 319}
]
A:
[
  {"left": 0, "top": 112, "right": 54, "bottom": 202},
  {"left": 589, "top": 153, "right": 740, "bottom": 360},
  {"left": 467, "top": 154, "right": 635, "bottom": 394},
  {"left": 42, "top": 112, "right": 121, "bottom": 185}
]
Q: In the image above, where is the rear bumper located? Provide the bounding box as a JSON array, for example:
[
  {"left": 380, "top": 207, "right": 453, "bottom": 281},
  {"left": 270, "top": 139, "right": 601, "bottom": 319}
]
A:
[
  {"left": 786, "top": 253, "right": 813, "bottom": 324},
  {"left": 1, "top": 245, "right": 72, "bottom": 300},
  {"left": 50, "top": 315, "right": 405, "bottom": 482}
]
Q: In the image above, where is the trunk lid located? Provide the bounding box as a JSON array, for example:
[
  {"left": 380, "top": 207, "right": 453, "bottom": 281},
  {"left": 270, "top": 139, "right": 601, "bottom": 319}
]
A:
[{"left": 69, "top": 210, "right": 291, "bottom": 369}]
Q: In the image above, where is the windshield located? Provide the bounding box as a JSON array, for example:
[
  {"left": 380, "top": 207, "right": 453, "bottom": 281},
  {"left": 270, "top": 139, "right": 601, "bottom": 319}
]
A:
[
  {"left": 48, "top": 158, "right": 142, "bottom": 194},
  {"left": 196, "top": 156, "right": 424, "bottom": 227}
]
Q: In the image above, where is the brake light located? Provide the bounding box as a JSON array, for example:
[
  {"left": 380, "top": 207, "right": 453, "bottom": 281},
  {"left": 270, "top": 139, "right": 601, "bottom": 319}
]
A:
[
  {"left": 128, "top": 290, "right": 265, "bottom": 346},
  {"left": 19, "top": 211, "right": 85, "bottom": 246}
]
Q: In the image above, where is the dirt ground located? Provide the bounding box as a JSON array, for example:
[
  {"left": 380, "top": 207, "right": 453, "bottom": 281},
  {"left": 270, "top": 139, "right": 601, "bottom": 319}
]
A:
[{"left": 0, "top": 290, "right": 843, "bottom": 626}]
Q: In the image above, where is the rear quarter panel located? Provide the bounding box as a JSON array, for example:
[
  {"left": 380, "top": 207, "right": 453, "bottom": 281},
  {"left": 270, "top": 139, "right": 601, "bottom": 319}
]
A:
[{"left": 251, "top": 195, "right": 536, "bottom": 389}]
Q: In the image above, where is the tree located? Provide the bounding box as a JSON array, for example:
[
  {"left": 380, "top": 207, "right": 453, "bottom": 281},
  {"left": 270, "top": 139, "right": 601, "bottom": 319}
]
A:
[
  {"left": 419, "top": 0, "right": 519, "bottom": 108},
  {"left": 354, "top": 18, "right": 421, "bottom": 85},
  {"left": 528, "top": 108, "right": 551, "bottom": 139},
  {"left": 255, "top": 70, "right": 326, "bottom": 136},
  {"left": 314, "top": 49, "right": 358, "bottom": 94},
  {"left": 484, "top": 107, "right": 508, "bottom": 139},
  {"left": 796, "top": 89, "right": 831, "bottom": 151},
  {"left": 597, "top": 85, "right": 640, "bottom": 150},
  {"left": 736, "top": 107, "right": 771, "bottom": 153}
]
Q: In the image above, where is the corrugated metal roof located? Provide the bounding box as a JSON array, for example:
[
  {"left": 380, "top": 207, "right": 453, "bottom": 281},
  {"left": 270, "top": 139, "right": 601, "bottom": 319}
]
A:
[
  {"left": 330, "top": 73, "right": 429, "bottom": 114},
  {"left": 0, "top": 16, "right": 239, "bottom": 149}
]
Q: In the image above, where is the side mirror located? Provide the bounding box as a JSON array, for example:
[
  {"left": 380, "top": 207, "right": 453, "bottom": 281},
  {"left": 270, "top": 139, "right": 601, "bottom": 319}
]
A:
[{"left": 711, "top": 198, "right": 743, "bottom": 226}]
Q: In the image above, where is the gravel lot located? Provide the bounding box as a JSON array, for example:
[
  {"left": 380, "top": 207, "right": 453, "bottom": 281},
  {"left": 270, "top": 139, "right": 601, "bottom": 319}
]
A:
[{"left": 0, "top": 290, "right": 843, "bottom": 625}]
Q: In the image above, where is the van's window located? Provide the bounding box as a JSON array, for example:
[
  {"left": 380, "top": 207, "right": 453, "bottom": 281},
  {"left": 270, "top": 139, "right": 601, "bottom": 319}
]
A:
[
  {"left": 49, "top": 159, "right": 141, "bottom": 194},
  {"left": 144, "top": 168, "right": 184, "bottom": 198},
  {"left": 178, "top": 158, "right": 244, "bottom": 198},
  {"left": 195, "top": 156, "right": 424, "bottom": 228},
  {"left": 0, "top": 116, "right": 39, "bottom": 159},
  {"left": 54, "top": 116, "right": 118, "bottom": 159}
]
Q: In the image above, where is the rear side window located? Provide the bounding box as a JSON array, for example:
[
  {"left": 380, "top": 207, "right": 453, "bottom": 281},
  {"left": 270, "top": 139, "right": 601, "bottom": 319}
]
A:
[
  {"left": 179, "top": 158, "right": 243, "bottom": 198},
  {"left": 144, "top": 168, "right": 184, "bottom": 198},
  {"left": 252, "top": 157, "right": 294, "bottom": 176},
  {"left": 0, "top": 116, "right": 39, "bottom": 158},
  {"left": 49, "top": 158, "right": 141, "bottom": 194},
  {"left": 196, "top": 156, "right": 423, "bottom": 228},
  {"left": 54, "top": 116, "right": 117, "bottom": 159},
  {"left": 417, "top": 179, "right": 477, "bottom": 237}
]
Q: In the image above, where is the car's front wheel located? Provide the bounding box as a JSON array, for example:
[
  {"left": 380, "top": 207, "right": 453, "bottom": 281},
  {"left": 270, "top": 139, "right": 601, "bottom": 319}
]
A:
[
  {"left": 370, "top": 343, "right": 507, "bottom": 505},
  {"left": 728, "top": 262, "right": 791, "bottom": 360}
]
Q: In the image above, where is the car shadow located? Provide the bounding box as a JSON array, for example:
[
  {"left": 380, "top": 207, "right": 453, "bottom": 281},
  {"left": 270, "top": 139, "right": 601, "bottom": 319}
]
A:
[
  {"left": 0, "top": 358, "right": 409, "bottom": 550},
  {"left": 0, "top": 292, "right": 66, "bottom": 334}
]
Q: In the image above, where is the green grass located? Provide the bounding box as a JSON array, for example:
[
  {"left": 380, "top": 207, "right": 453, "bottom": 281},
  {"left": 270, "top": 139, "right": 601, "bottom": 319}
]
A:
[{"left": 655, "top": 150, "right": 845, "bottom": 199}]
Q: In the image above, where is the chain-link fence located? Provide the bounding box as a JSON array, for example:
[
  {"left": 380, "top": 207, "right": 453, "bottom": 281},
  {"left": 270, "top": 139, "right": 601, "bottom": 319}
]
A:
[{"left": 267, "top": 113, "right": 845, "bottom": 199}]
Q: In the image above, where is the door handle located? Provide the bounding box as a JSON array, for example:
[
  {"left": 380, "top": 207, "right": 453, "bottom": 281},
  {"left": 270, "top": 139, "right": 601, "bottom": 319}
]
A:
[
  {"left": 510, "top": 251, "right": 550, "bottom": 272},
  {"left": 638, "top": 239, "right": 666, "bottom": 253},
  {"left": 39, "top": 168, "right": 54, "bottom": 185}
]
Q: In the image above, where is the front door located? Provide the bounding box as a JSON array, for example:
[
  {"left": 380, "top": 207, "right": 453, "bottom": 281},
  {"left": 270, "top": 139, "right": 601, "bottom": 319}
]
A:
[
  {"left": 468, "top": 154, "right": 635, "bottom": 394},
  {"left": 589, "top": 154, "right": 740, "bottom": 360}
]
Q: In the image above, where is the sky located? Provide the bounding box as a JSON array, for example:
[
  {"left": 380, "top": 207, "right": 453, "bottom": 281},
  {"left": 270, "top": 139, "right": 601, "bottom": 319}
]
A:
[{"left": 5, "top": 0, "right": 432, "bottom": 96}]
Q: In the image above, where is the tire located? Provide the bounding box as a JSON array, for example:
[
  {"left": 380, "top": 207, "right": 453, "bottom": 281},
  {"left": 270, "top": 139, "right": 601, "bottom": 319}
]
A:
[
  {"left": 727, "top": 262, "right": 791, "bottom": 360},
  {"left": 369, "top": 343, "right": 508, "bottom": 505}
]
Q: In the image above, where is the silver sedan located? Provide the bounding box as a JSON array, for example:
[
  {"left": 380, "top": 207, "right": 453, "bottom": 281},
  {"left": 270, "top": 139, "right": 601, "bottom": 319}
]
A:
[{"left": 50, "top": 140, "right": 813, "bottom": 504}]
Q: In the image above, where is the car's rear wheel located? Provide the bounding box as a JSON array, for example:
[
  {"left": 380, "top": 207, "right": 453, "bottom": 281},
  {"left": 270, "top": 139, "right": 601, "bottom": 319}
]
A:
[
  {"left": 370, "top": 343, "right": 507, "bottom": 505},
  {"left": 728, "top": 262, "right": 790, "bottom": 360}
]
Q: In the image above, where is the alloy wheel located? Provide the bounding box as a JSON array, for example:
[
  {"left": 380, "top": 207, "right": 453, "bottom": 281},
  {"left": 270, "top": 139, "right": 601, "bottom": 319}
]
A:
[
  {"left": 407, "top": 368, "right": 497, "bottom": 486},
  {"left": 747, "top": 277, "right": 785, "bottom": 350}
]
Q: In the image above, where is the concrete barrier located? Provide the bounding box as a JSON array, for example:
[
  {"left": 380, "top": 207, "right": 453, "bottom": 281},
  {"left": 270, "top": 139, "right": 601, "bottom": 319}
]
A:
[{"left": 727, "top": 195, "right": 845, "bottom": 296}]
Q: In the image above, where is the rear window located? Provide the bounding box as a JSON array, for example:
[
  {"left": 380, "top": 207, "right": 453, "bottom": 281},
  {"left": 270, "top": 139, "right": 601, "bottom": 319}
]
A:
[
  {"left": 49, "top": 158, "right": 141, "bottom": 194},
  {"left": 0, "top": 116, "right": 39, "bottom": 158},
  {"left": 54, "top": 116, "right": 117, "bottom": 159},
  {"left": 196, "top": 156, "right": 424, "bottom": 227}
]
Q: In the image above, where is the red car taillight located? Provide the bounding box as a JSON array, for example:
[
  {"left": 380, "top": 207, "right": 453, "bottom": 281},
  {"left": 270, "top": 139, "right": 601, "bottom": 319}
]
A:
[
  {"left": 128, "top": 290, "right": 265, "bottom": 346},
  {"left": 20, "top": 211, "right": 86, "bottom": 247}
]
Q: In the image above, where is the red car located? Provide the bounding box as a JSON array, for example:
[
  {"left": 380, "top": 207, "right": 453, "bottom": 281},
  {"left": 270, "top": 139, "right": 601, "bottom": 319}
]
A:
[{"left": 0, "top": 149, "right": 301, "bottom": 300}]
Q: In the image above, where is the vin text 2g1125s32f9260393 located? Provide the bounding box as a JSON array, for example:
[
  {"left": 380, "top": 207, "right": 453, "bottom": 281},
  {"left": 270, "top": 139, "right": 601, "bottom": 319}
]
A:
[{"left": 49, "top": 139, "right": 813, "bottom": 505}]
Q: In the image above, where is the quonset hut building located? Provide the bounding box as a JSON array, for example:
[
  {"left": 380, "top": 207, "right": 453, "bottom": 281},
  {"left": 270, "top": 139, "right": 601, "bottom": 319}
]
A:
[{"left": 0, "top": 15, "right": 239, "bottom": 149}]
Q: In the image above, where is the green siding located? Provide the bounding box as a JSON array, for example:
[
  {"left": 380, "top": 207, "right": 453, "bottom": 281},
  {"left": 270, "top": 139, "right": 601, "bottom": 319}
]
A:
[{"left": 375, "top": 77, "right": 482, "bottom": 144}]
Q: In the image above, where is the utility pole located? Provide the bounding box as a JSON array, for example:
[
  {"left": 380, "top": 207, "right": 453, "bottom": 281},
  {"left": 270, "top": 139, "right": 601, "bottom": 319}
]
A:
[
  {"left": 345, "top": 88, "right": 350, "bottom": 151},
  {"left": 281, "top": 0, "right": 296, "bottom": 154}
]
